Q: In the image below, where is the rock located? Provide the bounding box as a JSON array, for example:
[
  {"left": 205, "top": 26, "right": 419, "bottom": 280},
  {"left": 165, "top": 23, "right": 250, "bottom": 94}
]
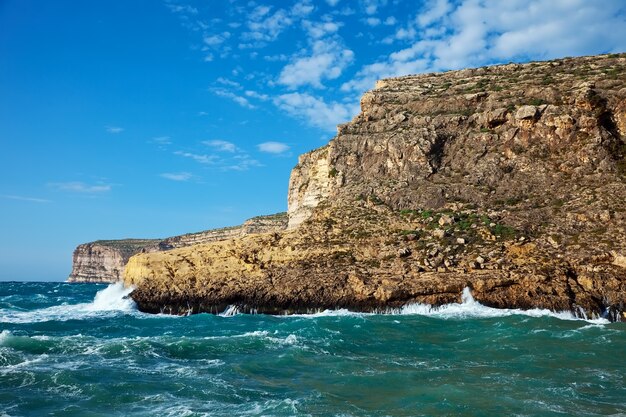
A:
[
  {"left": 405, "top": 233, "right": 418, "bottom": 241},
  {"left": 456, "top": 238, "right": 466, "bottom": 245},
  {"left": 120, "top": 53, "right": 626, "bottom": 321},
  {"left": 515, "top": 105, "right": 538, "bottom": 120},
  {"left": 476, "top": 256, "right": 485, "bottom": 265},
  {"left": 438, "top": 214, "right": 454, "bottom": 226},
  {"left": 599, "top": 210, "right": 611, "bottom": 222},
  {"left": 432, "top": 229, "right": 446, "bottom": 239},
  {"left": 398, "top": 247, "right": 412, "bottom": 258}
]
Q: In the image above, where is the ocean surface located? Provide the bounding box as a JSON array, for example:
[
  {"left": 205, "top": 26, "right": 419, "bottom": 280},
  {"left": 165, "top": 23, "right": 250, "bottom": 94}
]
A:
[{"left": 0, "top": 282, "right": 624, "bottom": 417}]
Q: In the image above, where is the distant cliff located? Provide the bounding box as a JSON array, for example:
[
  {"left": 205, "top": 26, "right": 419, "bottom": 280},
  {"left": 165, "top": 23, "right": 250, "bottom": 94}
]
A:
[
  {"left": 67, "top": 213, "right": 288, "bottom": 283},
  {"left": 125, "top": 53, "right": 626, "bottom": 320}
]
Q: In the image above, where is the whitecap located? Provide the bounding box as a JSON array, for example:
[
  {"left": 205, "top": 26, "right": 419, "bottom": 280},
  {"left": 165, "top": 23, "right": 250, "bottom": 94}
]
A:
[{"left": 0, "top": 283, "right": 137, "bottom": 324}]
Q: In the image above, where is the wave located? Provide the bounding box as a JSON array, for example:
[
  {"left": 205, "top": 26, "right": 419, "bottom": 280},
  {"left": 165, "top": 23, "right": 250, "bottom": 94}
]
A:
[
  {"left": 284, "top": 288, "right": 611, "bottom": 324},
  {"left": 0, "top": 283, "right": 136, "bottom": 324}
]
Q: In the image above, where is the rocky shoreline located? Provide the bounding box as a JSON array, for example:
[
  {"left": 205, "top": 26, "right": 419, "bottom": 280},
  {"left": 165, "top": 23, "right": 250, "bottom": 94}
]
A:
[{"left": 76, "top": 53, "right": 626, "bottom": 320}]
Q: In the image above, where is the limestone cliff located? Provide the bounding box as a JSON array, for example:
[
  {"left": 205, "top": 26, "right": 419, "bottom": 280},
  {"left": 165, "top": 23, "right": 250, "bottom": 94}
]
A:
[
  {"left": 125, "top": 53, "right": 626, "bottom": 320},
  {"left": 68, "top": 240, "right": 161, "bottom": 283},
  {"left": 68, "top": 213, "right": 287, "bottom": 283}
]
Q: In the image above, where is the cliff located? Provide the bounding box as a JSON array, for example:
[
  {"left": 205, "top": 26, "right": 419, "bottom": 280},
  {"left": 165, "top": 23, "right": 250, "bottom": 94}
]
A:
[
  {"left": 67, "top": 213, "right": 288, "bottom": 283},
  {"left": 125, "top": 53, "right": 626, "bottom": 320}
]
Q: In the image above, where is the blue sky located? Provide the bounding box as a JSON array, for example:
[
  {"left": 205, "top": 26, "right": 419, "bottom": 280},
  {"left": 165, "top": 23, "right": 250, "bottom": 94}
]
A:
[{"left": 1, "top": 0, "right": 625, "bottom": 281}]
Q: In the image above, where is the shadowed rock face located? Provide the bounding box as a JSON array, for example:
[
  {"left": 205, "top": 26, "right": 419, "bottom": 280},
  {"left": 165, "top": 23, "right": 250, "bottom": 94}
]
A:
[
  {"left": 125, "top": 53, "right": 626, "bottom": 320},
  {"left": 67, "top": 213, "right": 288, "bottom": 283}
]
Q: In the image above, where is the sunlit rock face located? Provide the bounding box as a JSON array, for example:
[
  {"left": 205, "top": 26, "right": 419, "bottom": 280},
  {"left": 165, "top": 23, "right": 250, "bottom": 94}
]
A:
[{"left": 68, "top": 214, "right": 288, "bottom": 283}]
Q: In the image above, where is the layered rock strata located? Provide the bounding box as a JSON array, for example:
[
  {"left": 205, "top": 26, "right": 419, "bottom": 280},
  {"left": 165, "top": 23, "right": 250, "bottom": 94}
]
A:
[
  {"left": 68, "top": 213, "right": 288, "bottom": 283},
  {"left": 125, "top": 53, "right": 626, "bottom": 320}
]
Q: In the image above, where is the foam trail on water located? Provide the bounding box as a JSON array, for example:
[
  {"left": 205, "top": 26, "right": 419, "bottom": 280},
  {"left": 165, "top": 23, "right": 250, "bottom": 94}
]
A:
[{"left": 0, "top": 283, "right": 136, "bottom": 324}]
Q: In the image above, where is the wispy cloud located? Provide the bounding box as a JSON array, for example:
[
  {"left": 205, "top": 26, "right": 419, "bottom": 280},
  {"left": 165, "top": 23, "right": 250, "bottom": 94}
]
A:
[
  {"left": 2, "top": 194, "right": 50, "bottom": 203},
  {"left": 160, "top": 172, "right": 193, "bottom": 181},
  {"left": 174, "top": 151, "right": 217, "bottom": 164},
  {"left": 224, "top": 154, "right": 263, "bottom": 171},
  {"left": 165, "top": 3, "right": 198, "bottom": 15},
  {"left": 278, "top": 39, "right": 354, "bottom": 89},
  {"left": 273, "top": 93, "right": 358, "bottom": 131},
  {"left": 105, "top": 126, "right": 124, "bottom": 134},
  {"left": 49, "top": 182, "right": 112, "bottom": 193},
  {"left": 211, "top": 88, "right": 256, "bottom": 109},
  {"left": 257, "top": 141, "right": 290, "bottom": 154},
  {"left": 203, "top": 140, "right": 237, "bottom": 152}
]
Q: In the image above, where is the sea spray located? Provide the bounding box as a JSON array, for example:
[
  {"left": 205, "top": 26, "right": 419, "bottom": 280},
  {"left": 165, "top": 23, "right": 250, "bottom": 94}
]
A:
[{"left": 88, "top": 282, "right": 136, "bottom": 312}]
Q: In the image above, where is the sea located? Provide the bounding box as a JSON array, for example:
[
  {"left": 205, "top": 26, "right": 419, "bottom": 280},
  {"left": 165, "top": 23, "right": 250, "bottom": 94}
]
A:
[{"left": 0, "top": 282, "right": 624, "bottom": 417}]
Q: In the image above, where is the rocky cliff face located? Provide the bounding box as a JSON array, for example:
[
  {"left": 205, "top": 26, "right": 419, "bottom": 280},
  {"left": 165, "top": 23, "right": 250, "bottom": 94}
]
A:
[
  {"left": 68, "top": 213, "right": 287, "bottom": 283},
  {"left": 68, "top": 240, "right": 160, "bottom": 283},
  {"left": 125, "top": 54, "right": 626, "bottom": 320}
]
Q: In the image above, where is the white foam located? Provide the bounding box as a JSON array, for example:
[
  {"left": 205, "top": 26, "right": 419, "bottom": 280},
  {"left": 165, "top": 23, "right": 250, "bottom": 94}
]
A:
[
  {"left": 219, "top": 305, "right": 240, "bottom": 317},
  {"left": 282, "top": 287, "right": 610, "bottom": 324},
  {"left": 0, "top": 283, "right": 137, "bottom": 324},
  {"left": 0, "top": 330, "right": 12, "bottom": 344},
  {"left": 87, "top": 283, "right": 136, "bottom": 312},
  {"left": 396, "top": 287, "right": 610, "bottom": 324}
]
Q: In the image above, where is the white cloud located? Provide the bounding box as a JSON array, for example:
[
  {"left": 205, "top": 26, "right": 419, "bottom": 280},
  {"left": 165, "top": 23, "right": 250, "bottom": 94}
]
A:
[
  {"left": 2, "top": 194, "right": 50, "bottom": 203},
  {"left": 257, "top": 141, "right": 290, "bottom": 154},
  {"left": 224, "top": 154, "right": 263, "bottom": 171},
  {"left": 203, "top": 32, "right": 231, "bottom": 46},
  {"left": 364, "top": 17, "right": 381, "bottom": 27},
  {"left": 160, "top": 172, "right": 193, "bottom": 181},
  {"left": 302, "top": 20, "right": 341, "bottom": 38},
  {"left": 273, "top": 93, "right": 358, "bottom": 131},
  {"left": 49, "top": 182, "right": 112, "bottom": 193},
  {"left": 245, "top": 90, "right": 269, "bottom": 100},
  {"left": 384, "top": 16, "right": 396, "bottom": 25},
  {"left": 278, "top": 40, "right": 354, "bottom": 89},
  {"left": 417, "top": 0, "right": 453, "bottom": 27},
  {"left": 291, "top": 1, "right": 314, "bottom": 17},
  {"left": 166, "top": 4, "right": 198, "bottom": 15},
  {"left": 363, "top": 0, "right": 387, "bottom": 15},
  {"left": 326, "top": 0, "right": 340, "bottom": 6},
  {"left": 212, "top": 88, "right": 255, "bottom": 109},
  {"left": 203, "top": 140, "right": 236, "bottom": 152},
  {"left": 105, "top": 126, "right": 124, "bottom": 134},
  {"left": 244, "top": 7, "right": 293, "bottom": 42},
  {"left": 344, "top": 0, "right": 626, "bottom": 94},
  {"left": 174, "top": 151, "right": 217, "bottom": 164},
  {"left": 216, "top": 77, "right": 241, "bottom": 88},
  {"left": 264, "top": 53, "right": 289, "bottom": 61}
]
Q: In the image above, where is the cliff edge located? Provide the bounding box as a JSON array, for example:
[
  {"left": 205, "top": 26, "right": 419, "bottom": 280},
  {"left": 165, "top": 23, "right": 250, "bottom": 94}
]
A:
[
  {"left": 68, "top": 213, "right": 288, "bottom": 283},
  {"left": 125, "top": 54, "right": 626, "bottom": 320}
]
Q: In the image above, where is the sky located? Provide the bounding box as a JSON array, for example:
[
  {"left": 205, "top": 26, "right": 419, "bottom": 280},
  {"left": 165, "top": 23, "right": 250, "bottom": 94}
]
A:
[{"left": 1, "top": 0, "right": 625, "bottom": 281}]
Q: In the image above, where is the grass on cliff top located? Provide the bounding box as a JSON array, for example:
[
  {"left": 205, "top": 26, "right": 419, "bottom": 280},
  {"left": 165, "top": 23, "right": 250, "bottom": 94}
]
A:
[
  {"left": 93, "top": 239, "right": 161, "bottom": 249},
  {"left": 248, "top": 212, "right": 288, "bottom": 221}
]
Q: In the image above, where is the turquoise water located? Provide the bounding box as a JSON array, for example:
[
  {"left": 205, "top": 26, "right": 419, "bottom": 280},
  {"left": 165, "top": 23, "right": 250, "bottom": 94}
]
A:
[{"left": 0, "top": 282, "right": 624, "bottom": 417}]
